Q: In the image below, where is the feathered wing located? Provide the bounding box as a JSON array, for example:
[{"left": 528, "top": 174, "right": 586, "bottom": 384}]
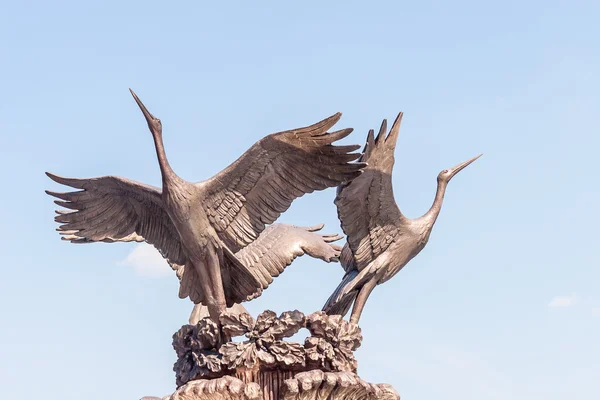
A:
[
  {"left": 201, "top": 113, "right": 365, "bottom": 253},
  {"left": 233, "top": 223, "right": 342, "bottom": 302},
  {"left": 46, "top": 173, "right": 187, "bottom": 266},
  {"left": 323, "top": 113, "right": 406, "bottom": 317},
  {"left": 335, "top": 113, "right": 405, "bottom": 272}
]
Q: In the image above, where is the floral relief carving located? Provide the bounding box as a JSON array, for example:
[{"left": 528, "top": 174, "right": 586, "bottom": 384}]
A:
[
  {"left": 304, "top": 312, "right": 362, "bottom": 372},
  {"left": 172, "top": 310, "right": 364, "bottom": 388},
  {"left": 220, "top": 310, "right": 306, "bottom": 370}
]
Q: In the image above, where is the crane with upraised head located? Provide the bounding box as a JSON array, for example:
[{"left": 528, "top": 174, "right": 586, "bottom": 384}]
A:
[
  {"left": 46, "top": 90, "right": 364, "bottom": 323},
  {"left": 323, "top": 113, "right": 481, "bottom": 324}
]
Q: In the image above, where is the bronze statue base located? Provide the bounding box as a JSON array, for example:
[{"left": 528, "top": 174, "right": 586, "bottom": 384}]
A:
[
  {"left": 150, "top": 370, "right": 399, "bottom": 400},
  {"left": 143, "top": 310, "right": 399, "bottom": 400}
]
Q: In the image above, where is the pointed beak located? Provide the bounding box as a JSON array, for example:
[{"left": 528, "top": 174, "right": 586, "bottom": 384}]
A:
[
  {"left": 129, "top": 88, "right": 156, "bottom": 124},
  {"left": 448, "top": 154, "right": 482, "bottom": 179}
]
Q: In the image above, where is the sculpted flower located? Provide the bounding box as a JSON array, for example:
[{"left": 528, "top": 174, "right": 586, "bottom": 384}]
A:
[
  {"left": 172, "top": 309, "right": 363, "bottom": 385},
  {"left": 219, "top": 310, "right": 306, "bottom": 370}
]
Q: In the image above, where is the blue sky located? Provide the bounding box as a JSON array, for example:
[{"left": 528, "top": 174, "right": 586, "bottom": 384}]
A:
[{"left": 1, "top": 1, "right": 599, "bottom": 399}]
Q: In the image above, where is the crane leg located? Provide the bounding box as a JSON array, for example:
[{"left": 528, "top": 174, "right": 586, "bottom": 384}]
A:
[
  {"left": 349, "top": 279, "right": 377, "bottom": 324},
  {"left": 192, "top": 245, "right": 227, "bottom": 324},
  {"left": 203, "top": 244, "right": 232, "bottom": 344},
  {"left": 205, "top": 244, "right": 227, "bottom": 322}
]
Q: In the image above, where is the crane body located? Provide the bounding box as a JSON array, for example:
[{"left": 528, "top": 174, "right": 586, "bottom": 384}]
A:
[
  {"left": 47, "top": 90, "right": 364, "bottom": 322},
  {"left": 323, "top": 112, "right": 481, "bottom": 324}
]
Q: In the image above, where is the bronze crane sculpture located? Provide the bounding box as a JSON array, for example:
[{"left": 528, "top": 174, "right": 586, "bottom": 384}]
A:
[
  {"left": 46, "top": 89, "right": 364, "bottom": 322},
  {"left": 322, "top": 112, "right": 481, "bottom": 324}
]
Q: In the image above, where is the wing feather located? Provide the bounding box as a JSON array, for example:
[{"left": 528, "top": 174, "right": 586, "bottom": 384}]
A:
[
  {"left": 335, "top": 113, "right": 405, "bottom": 271},
  {"left": 46, "top": 173, "right": 187, "bottom": 266},
  {"left": 201, "top": 113, "right": 365, "bottom": 253},
  {"left": 233, "top": 223, "right": 342, "bottom": 301}
]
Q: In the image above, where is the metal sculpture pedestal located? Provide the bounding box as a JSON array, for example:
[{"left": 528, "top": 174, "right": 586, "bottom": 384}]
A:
[
  {"left": 158, "top": 370, "right": 399, "bottom": 400},
  {"left": 144, "top": 310, "right": 399, "bottom": 400}
]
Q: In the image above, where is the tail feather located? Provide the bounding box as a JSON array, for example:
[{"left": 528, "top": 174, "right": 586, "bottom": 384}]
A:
[
  {"left": 322, "top": 269, "right": 360, "bottom": 317},
  {"left": 325, "top": 291, "right": 358, "bottom": 317},
  {"left": 178, "top": 262, "right": 204, "bottom": 305},
  {"left": 221, "top": 246, "right": 263, "bottom": 306}
]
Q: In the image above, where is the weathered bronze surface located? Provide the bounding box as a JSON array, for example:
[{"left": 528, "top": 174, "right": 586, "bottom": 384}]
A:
[
  {"left": 45, "top": 93, "right": 482, "bottom": 399},
  {"left": 152, "top": 371, "right": 399, "bottom": 400},
  {"left": 46, "top": 90, "right": 364, "bottom": 322},
  {"left": 157, "top": 309, "right": 398, "bottom": 400},
  {"left": 172, "top": 310, "right": 362, "bottom": 387},
  {"left": 322, "top": 113, "right": 481, "bottom": 324}
]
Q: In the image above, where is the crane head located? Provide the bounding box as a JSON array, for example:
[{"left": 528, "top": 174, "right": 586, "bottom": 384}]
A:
[
  {"left": 129, "top": 89, "right": 163, "bottom": 134},
  {"left": 437, "top": 154, "right": 482, "bottom": 183}
]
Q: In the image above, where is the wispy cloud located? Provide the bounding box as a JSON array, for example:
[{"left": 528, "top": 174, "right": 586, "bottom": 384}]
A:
[
  {"left": 119, "top": 243, "right": 172, "bottom": 277},
  {"left": 548, "top": 294, "right": 580, "bottom": 308}
]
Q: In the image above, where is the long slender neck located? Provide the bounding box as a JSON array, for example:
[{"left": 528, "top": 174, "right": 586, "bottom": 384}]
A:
[
  {"left": 151, "top": 129, "right": 177, "bottom": 188},
  {"left": 421, "top": 179, "right": 448, "bottom": 225}
]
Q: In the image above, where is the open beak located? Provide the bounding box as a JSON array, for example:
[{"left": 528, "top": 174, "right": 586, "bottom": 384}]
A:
[
  {"left": 448, "top": 154, "right": 482, "bottom": 179},
  {"left": 129, "top": 88, "right": 156, "bottom": 124}
]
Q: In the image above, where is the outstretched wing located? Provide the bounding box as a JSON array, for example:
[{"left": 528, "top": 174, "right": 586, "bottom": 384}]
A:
[
  {"left": 201, "top": 113, "right": 365, "bottom": 253},
  {"left": 230, "top": 223, "right": 342, "bottom": 301},
  {"left": 335, "top": 113, "right": 405, "bottom": 271},
  {"left": 46, "top": 173, "right": 187, "bottom": 266}
]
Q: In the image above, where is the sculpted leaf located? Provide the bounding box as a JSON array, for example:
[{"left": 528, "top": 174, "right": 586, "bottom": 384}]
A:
[
  {"left": 218, "top": 310, "right": 308, "bottom": 371},
  {"left": 304, "top": 337, "right": 335, "bottom": 367},
  {"left": 269, "top": 340, "right": 305, "bottom": 368},
  {"left": 257, "top": 349, "right": 276, "bottom": 366},
  {"left": 220, "top": 341, "right": 258, "bottom": 369},
  {"left": 266, "top": 310, "right": 305, "bottom": 340},
  {"left": 220, "top": 312, "right": 255, "bottom": 337},
  {"left": 336, "top": 320, "right": 362, "bottom": 352},
  {"left": 306, "top": 312, "right": 343, "bottom": 341},
  {"left": 304, "top": 312, "right": 362, "bottom": 372},
  {"left": 306, "top": 312, "right": 362, "bottom": 347},
  {"left": 192, "top": 351, "right": 222, "bottom": 373},
  {"left": 173, "top": 350, "right": 224, "bottom": 387},
  {"left": 254, "top": 310, "right": 278, "bottom": 335},
  {"left": 331, "top": 348, "right": 358, "bottom": 372}
]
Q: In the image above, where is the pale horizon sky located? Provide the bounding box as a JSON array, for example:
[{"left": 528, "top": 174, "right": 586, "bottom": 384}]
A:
[{"left": 1, "top": 1, "right": 599, "bottom": 399}]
